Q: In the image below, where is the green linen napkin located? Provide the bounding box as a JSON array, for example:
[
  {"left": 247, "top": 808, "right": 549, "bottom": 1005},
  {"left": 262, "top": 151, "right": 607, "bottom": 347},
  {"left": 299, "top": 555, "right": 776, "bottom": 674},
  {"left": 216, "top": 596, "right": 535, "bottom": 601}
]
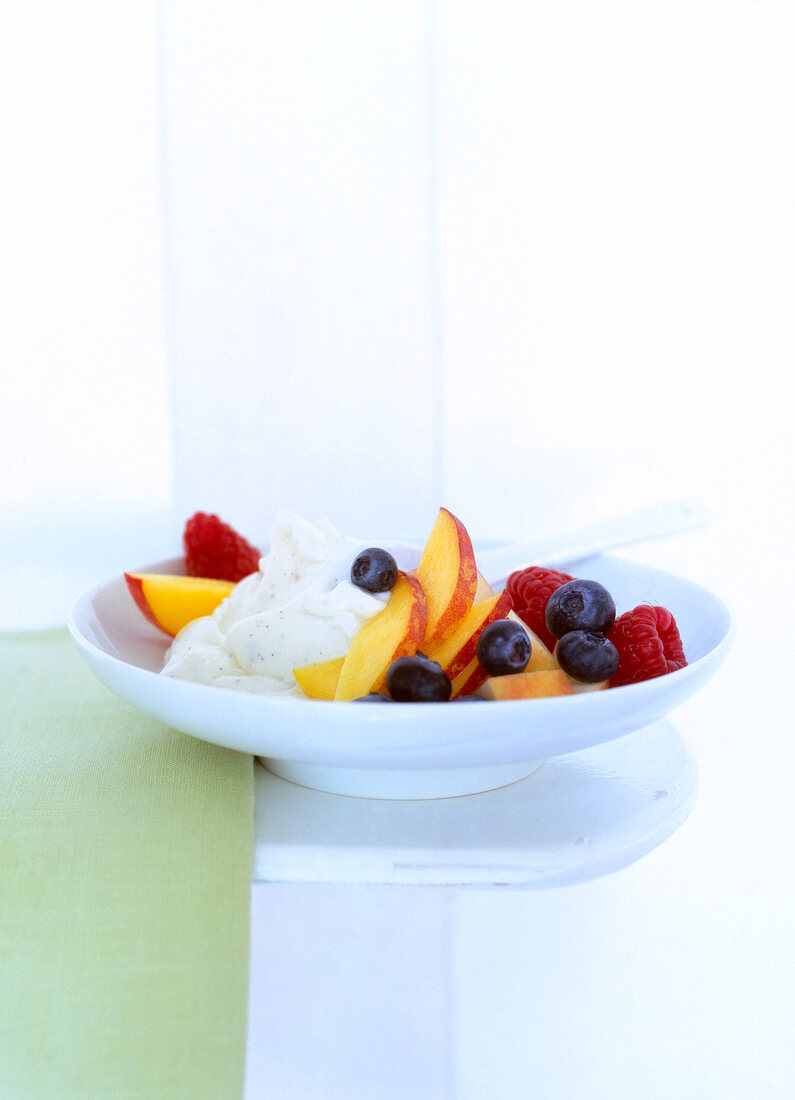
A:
[{"left": 0, "top": 630, "right": 254, "bottom": 1100}]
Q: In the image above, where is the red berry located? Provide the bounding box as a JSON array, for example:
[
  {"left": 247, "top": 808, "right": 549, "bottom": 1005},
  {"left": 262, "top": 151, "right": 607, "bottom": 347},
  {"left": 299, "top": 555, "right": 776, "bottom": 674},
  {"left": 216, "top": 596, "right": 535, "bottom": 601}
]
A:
[
  {"left": 608, "top": 604, "right": 687, "bottom": 687},
  {"left": 506, "top": 565, "right": 574, "bottom": 653},
  {"left": 183, "top": 512, "right": 261, "bottom": 582}
]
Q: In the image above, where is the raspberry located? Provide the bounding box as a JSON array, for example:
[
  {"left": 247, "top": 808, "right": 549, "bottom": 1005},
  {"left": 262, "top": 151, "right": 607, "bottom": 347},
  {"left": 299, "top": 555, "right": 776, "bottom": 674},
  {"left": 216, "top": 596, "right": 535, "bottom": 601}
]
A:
[
  {"left": 608, "top": 604, "right": 687, "bottom": 687},
  {"left": 183, "top": 512, "right": 261, "bottom": 582},
  {"left": 506, "top": 565, "right": 574, "bottom": 652}
]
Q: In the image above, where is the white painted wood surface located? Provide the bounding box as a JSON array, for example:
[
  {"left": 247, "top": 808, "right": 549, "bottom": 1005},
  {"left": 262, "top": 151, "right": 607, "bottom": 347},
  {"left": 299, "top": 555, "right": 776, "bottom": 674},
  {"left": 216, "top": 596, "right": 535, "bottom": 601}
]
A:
[
  {"left": 158, "top": 1, "right": 442, "bottom": 542},
  {"left": 251, "top": 719, "right": 698, "bottom": 888},
  {"left": 158, "top": 1, "right": 795, "bottom": 552}
]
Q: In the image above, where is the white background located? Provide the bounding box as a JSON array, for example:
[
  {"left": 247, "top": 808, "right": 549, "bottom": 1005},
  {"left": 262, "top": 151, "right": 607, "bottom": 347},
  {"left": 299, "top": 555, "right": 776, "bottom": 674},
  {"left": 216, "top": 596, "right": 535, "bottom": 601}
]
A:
[
  {"left": 2, "top": 2, "right": 794, "bottom": 1097},
  {"left": 3, "top": 1, "right": 792, "bottom": 572}
]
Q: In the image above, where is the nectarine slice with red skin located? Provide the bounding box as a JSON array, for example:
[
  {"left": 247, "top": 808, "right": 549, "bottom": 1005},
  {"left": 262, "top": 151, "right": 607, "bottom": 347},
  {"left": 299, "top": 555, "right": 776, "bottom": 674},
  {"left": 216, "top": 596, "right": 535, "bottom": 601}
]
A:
[
  {"left": 450, "top": 655, "right": 489, "bottom": 699},
  {"left": 293, "top": 655, "right": 346, "bottom": 700},
  {"left": 124, "top": 573, "right": 235, "bottom": 637},
  {"left": 449, "top": 604, "right": 564, "bottom": 698},
  {"left": 428, "top": 588, "right": 513, "bottom": 681},
  {"left": 334, "top": 571, "right": 428, "bottom": 701},
  {"left": 478, "top": 669, "right": 574, "bottom": 701},
  {"left": 415, "top": 507, "right": 479, "bottom": 649}
]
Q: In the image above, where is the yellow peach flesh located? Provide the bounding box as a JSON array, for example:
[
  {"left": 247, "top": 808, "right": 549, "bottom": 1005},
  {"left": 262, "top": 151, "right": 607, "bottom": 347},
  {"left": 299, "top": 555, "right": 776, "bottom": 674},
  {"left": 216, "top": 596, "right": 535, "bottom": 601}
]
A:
[
  {"left": 293, "top": 656, "right": 346, "bottom": 700},
  {"left": 125, "top": 573, "right": 235, "bottom": 637},
  {"left": 334, "top": 572, "right": 428, "bottom": 701},
  {"left": 415, "top": 507, "right": 478, "bottom": 648},
  {"left": 478, "top": 669, "right": 574, "bottom": 701}
]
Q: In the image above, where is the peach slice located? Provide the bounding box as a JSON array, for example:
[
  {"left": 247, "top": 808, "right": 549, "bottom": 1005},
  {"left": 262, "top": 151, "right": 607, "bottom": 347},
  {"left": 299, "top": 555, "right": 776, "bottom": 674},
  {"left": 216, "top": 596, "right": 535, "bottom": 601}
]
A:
[
  {"left": 478, "top": 669, "right": 574, "bottom": 701},
  {"left": 415, "top": 507, "right": 479, "bottom": 649},
  {"left": 334, "top": 572, "right": 428, "bottom": 701},
  {"left": 475, "top": 570, "right": 494, "bottom": 602},
  {"left": 507, "top": 610, "right": 561, "bottom": 672},
  {"left": 569, "top": 679, "right": 609, "bottom": 693},
  {"left": 293, "top": 656, "right": 346, "bottom": 700},
  {"left": 450, "top": 655, "right": 489, "bottom": 699},
  {"left": 447, "top": 597, "right": 552, "bottom": 697},
  {"left": 428, "top": 588, "right": 513, "bottom": 681},
  {"left": 124, "top": 573, "right": 235, "bottom": 637}
]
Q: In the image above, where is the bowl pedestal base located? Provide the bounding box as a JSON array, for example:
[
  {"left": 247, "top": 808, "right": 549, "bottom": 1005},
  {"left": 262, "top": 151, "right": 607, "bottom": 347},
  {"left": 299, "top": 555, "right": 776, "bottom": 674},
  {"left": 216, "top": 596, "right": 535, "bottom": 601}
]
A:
[{"left": 259, "top": 757, "right": 544, "bottom": 800}]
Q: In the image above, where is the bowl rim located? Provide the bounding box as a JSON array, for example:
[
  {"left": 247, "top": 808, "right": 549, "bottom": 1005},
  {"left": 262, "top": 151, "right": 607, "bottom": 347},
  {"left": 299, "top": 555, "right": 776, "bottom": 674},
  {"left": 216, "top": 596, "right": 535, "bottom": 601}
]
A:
[{"left": 67, "top": 550, "right": 737, "bottom": 767}]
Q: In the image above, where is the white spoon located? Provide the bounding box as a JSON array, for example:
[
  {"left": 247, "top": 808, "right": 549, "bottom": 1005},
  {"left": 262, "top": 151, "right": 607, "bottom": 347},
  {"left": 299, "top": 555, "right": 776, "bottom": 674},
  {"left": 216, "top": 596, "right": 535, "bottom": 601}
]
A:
[
  {"left": 379, "top": 498, "right": 708, "bottom": 588},
  {"left": 476, "top": 497, "right": 709, "bottom": 587}
]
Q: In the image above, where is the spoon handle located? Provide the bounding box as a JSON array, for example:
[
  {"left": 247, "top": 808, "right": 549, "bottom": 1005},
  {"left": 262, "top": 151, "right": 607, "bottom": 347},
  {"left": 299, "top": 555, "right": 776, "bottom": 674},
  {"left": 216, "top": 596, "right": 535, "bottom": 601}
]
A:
[{"left": 477, "top": 497, "right": 709, "bottom": 586}]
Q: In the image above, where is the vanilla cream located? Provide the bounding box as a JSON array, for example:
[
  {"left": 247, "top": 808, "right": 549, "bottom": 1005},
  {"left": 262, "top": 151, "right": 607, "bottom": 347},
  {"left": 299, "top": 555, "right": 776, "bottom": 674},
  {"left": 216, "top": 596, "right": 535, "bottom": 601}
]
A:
[{"left": 161, "top": 511, "right": 388, "bottom": 695}]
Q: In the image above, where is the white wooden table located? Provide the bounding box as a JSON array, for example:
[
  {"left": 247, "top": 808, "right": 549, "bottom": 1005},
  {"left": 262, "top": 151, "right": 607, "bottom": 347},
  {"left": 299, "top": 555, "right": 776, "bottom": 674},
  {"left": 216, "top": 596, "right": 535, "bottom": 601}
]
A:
[
  {"left": 244, "top": 529, "right": 793, "bottom": 1099},
  {"left": 251, "top": 720, "right": 696, "bottom": 890}
]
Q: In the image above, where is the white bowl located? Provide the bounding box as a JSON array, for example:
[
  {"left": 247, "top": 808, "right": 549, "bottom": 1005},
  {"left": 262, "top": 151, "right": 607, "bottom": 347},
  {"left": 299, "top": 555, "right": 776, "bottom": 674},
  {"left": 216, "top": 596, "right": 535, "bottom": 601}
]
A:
[{"left": 68, "top": 553, "right": 735, "bottom": 799}]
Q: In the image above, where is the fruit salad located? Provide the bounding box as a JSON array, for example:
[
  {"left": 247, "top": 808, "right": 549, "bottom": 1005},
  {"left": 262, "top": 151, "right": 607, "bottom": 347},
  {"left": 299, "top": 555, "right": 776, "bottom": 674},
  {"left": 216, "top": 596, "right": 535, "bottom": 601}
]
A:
[{"left": 124, "top": 507, "right": 688, "bottom": 702}]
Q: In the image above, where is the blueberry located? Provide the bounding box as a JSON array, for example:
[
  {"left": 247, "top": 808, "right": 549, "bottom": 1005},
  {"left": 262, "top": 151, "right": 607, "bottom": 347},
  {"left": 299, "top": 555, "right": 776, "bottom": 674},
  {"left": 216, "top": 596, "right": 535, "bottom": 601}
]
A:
[
  {"left": 476, "top": 619, "right": 532, "bottom": 677},
  {"left": 555, "top": 630, "right": 619, "bottom": 683},
  {"left": 351, "top": 547, "right": 399, "bottom": 593},
  {"left": 453, "top": 693, "right": 489, "bottom": 702},
  {"left": 386, "top": 655, "right": 452, "bottom": 702},
  {"left": 545, "top": 579, "right": 616, "bottom": 639},
  {"left": 352, "top": 692, "right": 394, "bottom": 702}
]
